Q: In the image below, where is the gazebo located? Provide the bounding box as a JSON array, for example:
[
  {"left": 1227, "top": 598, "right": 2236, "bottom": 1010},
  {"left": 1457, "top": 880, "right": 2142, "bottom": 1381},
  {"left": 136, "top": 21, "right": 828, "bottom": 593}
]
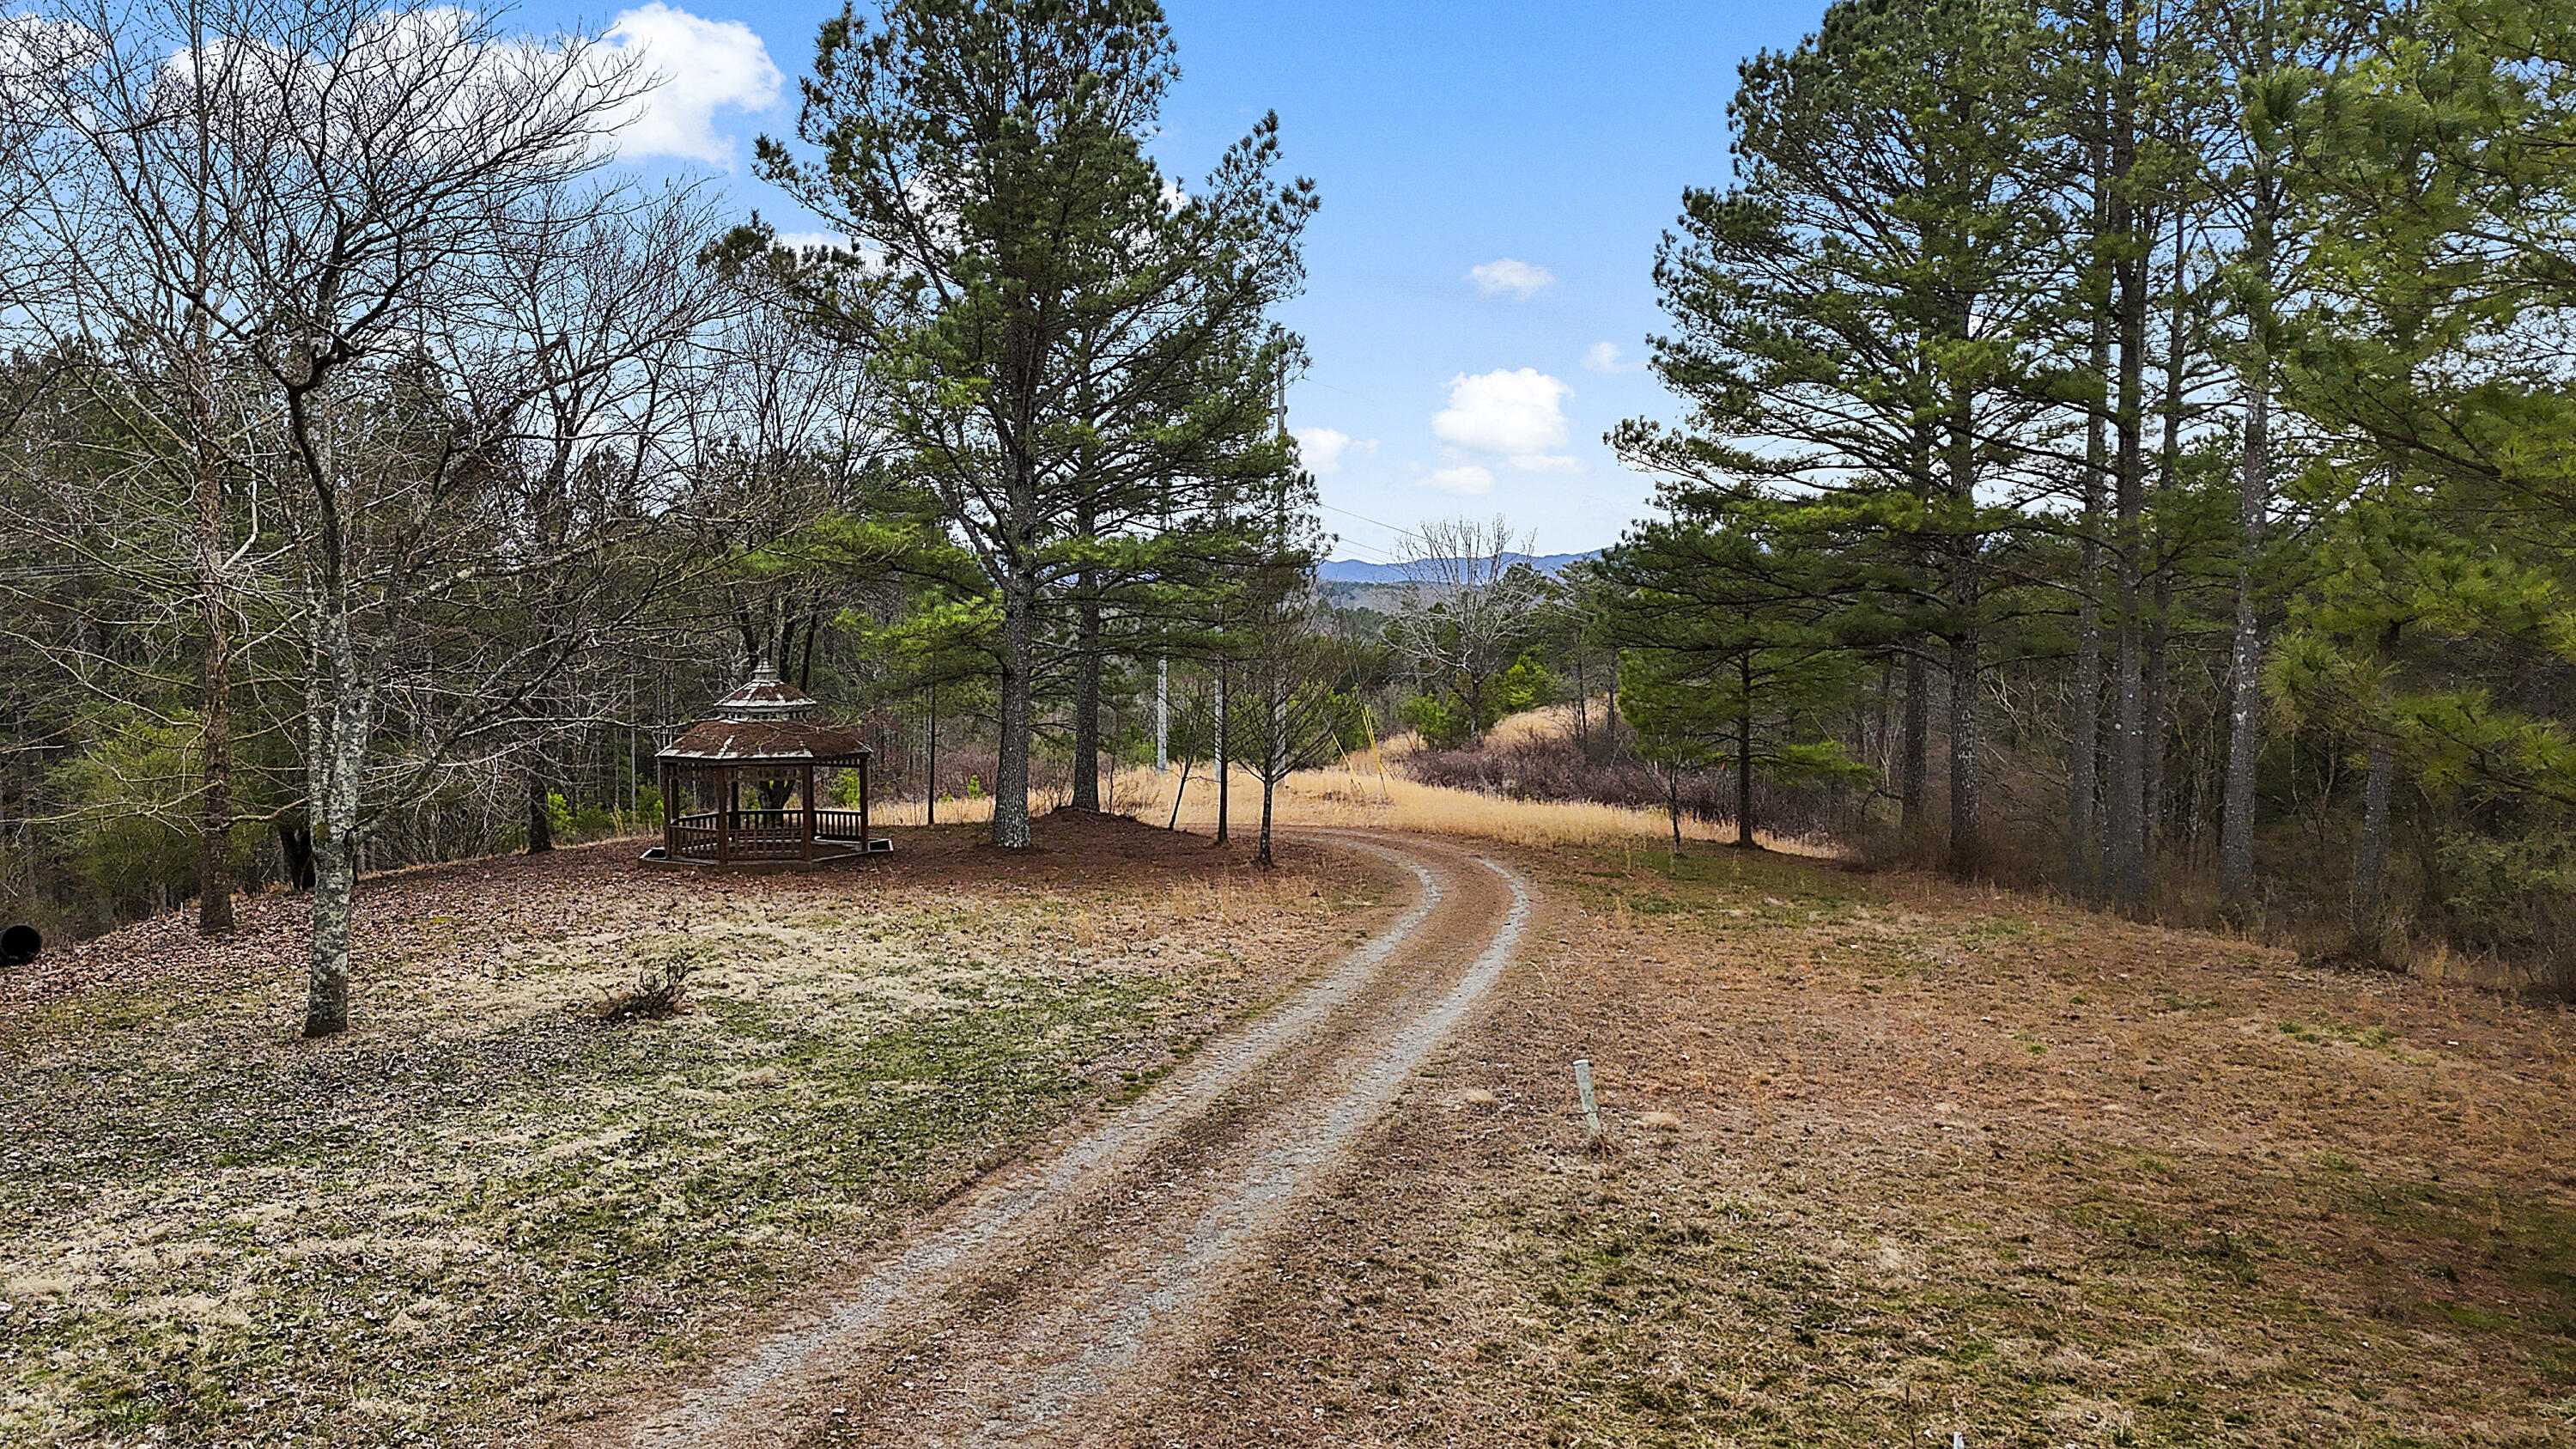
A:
[{"left": 641, "top": 663, "right": 888, "bottom": 868}]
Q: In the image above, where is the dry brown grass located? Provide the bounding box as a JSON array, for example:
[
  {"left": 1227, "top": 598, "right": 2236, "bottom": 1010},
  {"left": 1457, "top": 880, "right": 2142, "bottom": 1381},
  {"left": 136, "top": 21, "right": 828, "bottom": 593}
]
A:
[
  {"left": 1107, "top": 763, "right": 1836, "bottom": 855},
  {"left": 1121, "top": 843, "right": 2576, "bottom": 1448}
]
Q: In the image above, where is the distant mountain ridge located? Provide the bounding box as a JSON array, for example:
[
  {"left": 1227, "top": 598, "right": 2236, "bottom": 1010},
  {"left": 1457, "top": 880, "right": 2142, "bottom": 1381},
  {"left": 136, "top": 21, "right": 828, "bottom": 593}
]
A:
[{"left": 1315, "top": 551, "right": 1597, "bottom": 583}]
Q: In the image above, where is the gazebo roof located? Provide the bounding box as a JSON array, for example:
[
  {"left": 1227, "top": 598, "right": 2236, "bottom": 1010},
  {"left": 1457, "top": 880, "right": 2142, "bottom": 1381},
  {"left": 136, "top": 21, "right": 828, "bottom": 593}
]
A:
[
  {"left": 658, "top": 718, "right": 872, "bottom": 765},
  {"left": 710, "top": 661, "right": 818, "bottom": 721},
  {"left": 657, "top": 663, "right": 872, "bottom": 765}
]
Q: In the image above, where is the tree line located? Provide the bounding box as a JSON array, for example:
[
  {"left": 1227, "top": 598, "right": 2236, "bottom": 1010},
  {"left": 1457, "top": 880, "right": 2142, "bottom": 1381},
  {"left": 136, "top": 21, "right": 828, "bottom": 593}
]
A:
[
  {"left": 9, "top": 0, "right": 2570, "bottom": 1026},
  {"left": 1595, "top": 0, "right": 2576, "bottom": 983},
  {"left": 0, "top": 0, "right": 1323, "bottom": 1034}
]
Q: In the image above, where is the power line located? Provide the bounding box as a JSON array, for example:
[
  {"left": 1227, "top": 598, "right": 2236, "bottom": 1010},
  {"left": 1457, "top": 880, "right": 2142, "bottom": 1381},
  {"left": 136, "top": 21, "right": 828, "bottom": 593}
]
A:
[{"left": 1317, "top": 499, "right": 1414, "bottom": 540}]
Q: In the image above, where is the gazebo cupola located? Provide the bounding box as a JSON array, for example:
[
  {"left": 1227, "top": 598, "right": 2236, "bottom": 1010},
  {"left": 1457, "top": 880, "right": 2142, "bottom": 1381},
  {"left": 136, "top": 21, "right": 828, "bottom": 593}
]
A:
[{"left": 643, "top": 662, "right": 887, "bottom": 868}]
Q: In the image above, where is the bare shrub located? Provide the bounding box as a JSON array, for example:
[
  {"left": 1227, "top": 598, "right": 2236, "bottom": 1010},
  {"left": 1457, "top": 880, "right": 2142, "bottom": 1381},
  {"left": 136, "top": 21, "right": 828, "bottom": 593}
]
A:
[{"left": 593, "top": 946, "right": 698, "bottom": 1022}]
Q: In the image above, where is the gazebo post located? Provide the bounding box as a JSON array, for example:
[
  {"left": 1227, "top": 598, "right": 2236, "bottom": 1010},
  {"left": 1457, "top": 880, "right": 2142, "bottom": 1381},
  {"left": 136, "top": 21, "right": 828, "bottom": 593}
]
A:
[
  {"left": 860, "top": 756, "right": 871, "bottom": 845},
  {"left": 716, "top": 770, "right": 732, "bottom": 865},
  {"left": 801, "top": 763, "right": 816, "bottom": 860},
  {"left": 660, "top": 758, "right": 675, "bottom": 861}
]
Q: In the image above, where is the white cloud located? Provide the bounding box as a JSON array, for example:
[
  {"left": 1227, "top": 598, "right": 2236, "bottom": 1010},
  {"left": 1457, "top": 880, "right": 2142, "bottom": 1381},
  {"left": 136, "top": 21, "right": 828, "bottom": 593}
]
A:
[
  {"left": 1424, "top": 465, "right": 1496, "bottom": 496},
  {"left": 603, "top": 3, "right": 781, "bottom": 166},
  {"left": 1583, "top": 341, "right": 1646, "bottom": 374},
  {"left": 1292, "top": 426, "right": 1376, "bottom": 477},
  {"left": 770, "top": 231, "right": 847, "bottom": 254},
  {"left": 1467, "top": 258, "right": 1554, "bottom": 299},
  {"left": 1431, "top": 368, "right": 1580, "bottom": 472}
]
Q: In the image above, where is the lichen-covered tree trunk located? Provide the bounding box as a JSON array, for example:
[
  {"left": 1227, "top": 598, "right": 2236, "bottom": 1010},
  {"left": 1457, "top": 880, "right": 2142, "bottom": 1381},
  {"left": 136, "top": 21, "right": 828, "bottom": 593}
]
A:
[
  {"left": 302, "top": 615, "right": 374, "bottom": 1038},
  {"left": 196, "top": 535, "right": 235, "bottom": 935},
  {"left": 2104, "top": 277, "right": 2152, "bottom": 904},
  {"left": 2067, "top": 557, "right": 2105, "bottom": 890},
  {"left": 1947, "top": 627, "right": 1982, "bottom": 871},
  {"left": 1945, "top": 385, "right": 1983, "bottom": 875}
]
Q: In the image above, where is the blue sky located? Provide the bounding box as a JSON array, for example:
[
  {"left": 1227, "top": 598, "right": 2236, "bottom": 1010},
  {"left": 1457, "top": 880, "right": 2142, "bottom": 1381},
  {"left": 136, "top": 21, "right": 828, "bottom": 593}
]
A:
[{"left": 545, "top": 0, "right": 1832, "bottom": 562}]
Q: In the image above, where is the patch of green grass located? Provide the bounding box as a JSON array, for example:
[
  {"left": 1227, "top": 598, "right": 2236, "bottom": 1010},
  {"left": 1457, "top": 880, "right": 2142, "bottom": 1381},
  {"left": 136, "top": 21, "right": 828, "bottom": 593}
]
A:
[
  {"left": 2438, "top": 1303, "right": 2516, "bottom": 1332},
  {"left": 2278, "top": 1018, "right": 2403, "bottom": 1050}
]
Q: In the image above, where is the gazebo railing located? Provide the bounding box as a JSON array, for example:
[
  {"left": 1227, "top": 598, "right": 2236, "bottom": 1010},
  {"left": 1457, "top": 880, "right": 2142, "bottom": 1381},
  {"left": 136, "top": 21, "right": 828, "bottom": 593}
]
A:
[{"left": 666, "top": 808, "right": 871, "bottom": 861}]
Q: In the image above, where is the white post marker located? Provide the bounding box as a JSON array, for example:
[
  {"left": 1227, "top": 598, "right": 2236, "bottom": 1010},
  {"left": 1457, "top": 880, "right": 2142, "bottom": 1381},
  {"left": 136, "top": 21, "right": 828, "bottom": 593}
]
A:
[{"left": 1573, "top": 1058, "right": 1601, "bottom": 1135}]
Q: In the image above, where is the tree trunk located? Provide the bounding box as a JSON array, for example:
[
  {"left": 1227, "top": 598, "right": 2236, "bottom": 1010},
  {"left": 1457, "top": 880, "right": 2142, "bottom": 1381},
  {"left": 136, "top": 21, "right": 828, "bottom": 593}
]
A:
[
  {"left": 2220, "top": 382, "right": 2268, "bottom": 910},
  {"left": 2067, "top": 94, "right": 2112, "bottom": 898},
  {"left": 2102, "top": 0, "right": 2151, "bottom": 910},
  {"left": 302, "top": 618, "right": 373, "bottom": 1038},
  {"left": 526, "top": 765, "right": 554, "bottom": 853},
  {"left": 1735, "top": 655, "right": 1756, "bottom": 849},
  {"left": 1072, "top": 573, "right": 1102, "bottom": 811},
  {"left": 926, "top": 680, "right": 939, "bottom": 828},
  {"left": 2221, "top": 111, "right": 2281, "bottom": 914},
  {"left": 1667, "top": 766, "right": 1682, "bottom": 857},
  {"left": 2143, "top": 210, "right": 2188, "bottom": 861},
  {"left": 1214, "top": 661, "right": 1230, "bottom": 844},
  {"left": 1947, "top": 628, "right": 1981, "bottom": 872},
  {"left": 1155, "top": 657, "right": 1168, "bottom": 771},
  {"left": 1900, "top": 639, "right": 1929, "bottom": 844},
  {"left": 992, "top": 581, "right": 1035, "bottom": 849},
  {"left": 2351, "top": 734, "right": 2393, "bottom": 947},
  {"left": 197, "top": 570, "right": 235, "bottom": 934},
  {"left": 1605, "top": 652, "right": 1623, "bottom": 753},
  {"left": 1257, "top": 681, "right": 1279, "bottom": 868},
  {"left": 1945, "top": 379, "right": 1983, "bottom": 874},
  {"left": 2068, "top": 549, "right": 2105, "bottom": 892},
  {"left": 1574, "top": 654, "right": 1589, "bottom": 757},
  {"left": 191, "top": 309, "right": 235, "bottom": 935}
]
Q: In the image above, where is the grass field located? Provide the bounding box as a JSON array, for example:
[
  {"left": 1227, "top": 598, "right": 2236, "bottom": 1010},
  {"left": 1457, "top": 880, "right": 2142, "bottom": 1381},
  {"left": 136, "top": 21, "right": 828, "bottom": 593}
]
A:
[
  {"left": 9, "top": 786, "right": 2573, "bottom": 1446},
  {"left": 1148, "top": 842, "right": 2576, "bottom": 1447},
  {"left": 881, "top": 755, "right": 1822, "bottom": 854},
  {"left": 0, "top": 819, "right": 1388, "bottom": 1448}
]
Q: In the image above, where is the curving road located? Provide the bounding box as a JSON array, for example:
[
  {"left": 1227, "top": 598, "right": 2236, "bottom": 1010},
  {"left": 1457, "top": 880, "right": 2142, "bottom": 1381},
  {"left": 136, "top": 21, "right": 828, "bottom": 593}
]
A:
[{"left": 586, "top": 831, "right": 1530, "bottom": 1449}]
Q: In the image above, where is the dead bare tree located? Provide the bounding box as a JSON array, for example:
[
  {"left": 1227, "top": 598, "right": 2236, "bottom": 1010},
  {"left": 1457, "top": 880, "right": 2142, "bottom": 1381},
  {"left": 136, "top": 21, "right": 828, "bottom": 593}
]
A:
[{"left": 1385, "top": 516, "right": 1548, "bottom": 747}]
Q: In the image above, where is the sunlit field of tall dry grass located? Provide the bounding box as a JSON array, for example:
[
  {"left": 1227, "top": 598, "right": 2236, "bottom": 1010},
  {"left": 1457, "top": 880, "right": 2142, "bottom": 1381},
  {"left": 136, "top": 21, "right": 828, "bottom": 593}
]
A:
[
  {"left": 869, "top": 701, "right": 1838, "bottom": 855},
  {"left": 872, "top": 759, "right": 1829, "bottom": 855},
  {"left": 1132, "top": 762, "right": 1830, "bottom": 854}
]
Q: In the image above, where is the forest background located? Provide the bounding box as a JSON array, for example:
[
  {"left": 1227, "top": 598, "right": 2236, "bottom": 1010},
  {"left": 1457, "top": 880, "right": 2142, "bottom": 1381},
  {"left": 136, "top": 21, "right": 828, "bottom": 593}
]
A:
[{"left": 4, "top": 0, "right": 2575, "bottom": 1021}]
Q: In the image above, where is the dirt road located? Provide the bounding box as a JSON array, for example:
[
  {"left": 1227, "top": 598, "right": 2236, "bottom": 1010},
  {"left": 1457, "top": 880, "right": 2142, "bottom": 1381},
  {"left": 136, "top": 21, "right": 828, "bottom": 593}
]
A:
[{"left": 586, "top": 830, "right": 1531, "bottom": 1449}]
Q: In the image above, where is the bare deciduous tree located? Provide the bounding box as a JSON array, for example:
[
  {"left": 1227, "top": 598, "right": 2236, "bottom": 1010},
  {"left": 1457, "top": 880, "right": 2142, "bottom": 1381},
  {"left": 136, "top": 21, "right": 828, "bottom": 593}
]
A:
[
  {"left": 1386, "top": 516, "right": 1548, "bottom": 747},
  {"left": 8, "top": 0, "right": 706, "bottom": 1035}
]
